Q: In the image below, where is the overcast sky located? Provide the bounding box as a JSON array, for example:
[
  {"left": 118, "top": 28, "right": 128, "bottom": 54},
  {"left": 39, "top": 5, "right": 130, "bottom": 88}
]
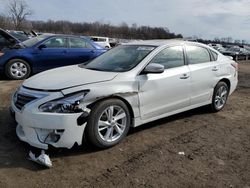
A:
[{"left": 1, "top": 0, "right": 250, "bottom": 41}]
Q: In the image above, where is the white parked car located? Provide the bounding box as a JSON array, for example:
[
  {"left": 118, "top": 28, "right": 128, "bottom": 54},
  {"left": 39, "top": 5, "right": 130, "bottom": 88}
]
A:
[
  {"left": 90, "top": 36, "right": 116, "bottom": 48},
  {"left": 10, "top": 40, "right": 238, "bottom": 150}
]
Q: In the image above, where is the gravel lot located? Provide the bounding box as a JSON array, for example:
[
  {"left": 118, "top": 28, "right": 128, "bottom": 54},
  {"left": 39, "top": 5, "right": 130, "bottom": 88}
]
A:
[{"left": 0, "top": 62, "right": 249, "bottom": 188}]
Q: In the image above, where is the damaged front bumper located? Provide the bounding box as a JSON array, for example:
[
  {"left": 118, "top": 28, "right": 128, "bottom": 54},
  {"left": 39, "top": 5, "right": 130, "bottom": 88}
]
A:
[
  {"left": 11, "top": 88, "right": 90, "bottom": 150},
  {"left": 13, "top": 107, "right": 89, "bottom": 150}
]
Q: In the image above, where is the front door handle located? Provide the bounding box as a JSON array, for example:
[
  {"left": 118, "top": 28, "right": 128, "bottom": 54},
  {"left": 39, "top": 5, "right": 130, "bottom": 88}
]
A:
[{"left": 180, "top": 73, "right": 189, "bottom": 79}]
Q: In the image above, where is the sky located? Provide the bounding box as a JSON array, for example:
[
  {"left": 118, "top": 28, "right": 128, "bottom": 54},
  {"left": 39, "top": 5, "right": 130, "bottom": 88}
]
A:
[{"left": 1, "top": 0, "right": 250, "bottom": 41}]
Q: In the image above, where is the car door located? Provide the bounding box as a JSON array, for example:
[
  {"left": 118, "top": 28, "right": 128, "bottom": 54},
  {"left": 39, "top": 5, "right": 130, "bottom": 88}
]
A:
[
  {"left": 33, "top": 36, "right": 68, "bottom": 71},
  {"left": 67, "top": 37, "right": 96, "bottom": 64},
  {"left": 186, "top": 45, "right": 220, "bottom": 105},
  {"left": 137, "top": 45, "right": 191, "bottom": 120}
]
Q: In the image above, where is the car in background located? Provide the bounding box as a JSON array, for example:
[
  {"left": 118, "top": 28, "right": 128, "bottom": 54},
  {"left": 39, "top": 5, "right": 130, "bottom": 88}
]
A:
[
  {"left": 0, "top": 34, "right": 107, "bottom": 79},
  {"left": 208, "top": 43, "right": 227, "bottom": 52},
  {"left": 222, "top": 46, "right": 250, "bottom": 59},
  {"left": 90, "top": 36, "right": 117, "bottom": 48},
  {"left": 7, "top": 30, "right": 30, "bottom": 41},
  {"left": 10, "top": 40, "right": 238, "bottom": 150},
  {"left": 0, "top": 28, "right": 22, "bottom": 51}
]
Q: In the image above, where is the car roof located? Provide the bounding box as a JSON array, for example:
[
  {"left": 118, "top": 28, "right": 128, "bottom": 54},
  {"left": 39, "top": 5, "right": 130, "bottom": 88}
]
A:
[
  {"left": 124, "top": 39, "right": 213, "bottom": 49},
  {"left": 124, "top": 39, "right": 184, "bottom": 46}
]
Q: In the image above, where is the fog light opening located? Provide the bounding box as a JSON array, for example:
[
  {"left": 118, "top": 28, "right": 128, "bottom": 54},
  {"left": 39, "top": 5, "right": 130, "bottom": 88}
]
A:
[{"left": 36, "top": 129, "right": 65, "bottom": 144}]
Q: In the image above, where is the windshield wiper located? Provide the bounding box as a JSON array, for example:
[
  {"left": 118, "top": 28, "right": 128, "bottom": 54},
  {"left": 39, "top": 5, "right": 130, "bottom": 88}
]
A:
[{"left": 85, "top": 67, "right": 104, "bottom": 71}]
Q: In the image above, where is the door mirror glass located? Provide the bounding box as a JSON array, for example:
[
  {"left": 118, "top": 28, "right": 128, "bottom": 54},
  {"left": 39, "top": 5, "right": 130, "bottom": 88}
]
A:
[{"left": 142, "top": 63, "right": 164, "bottom": 74}]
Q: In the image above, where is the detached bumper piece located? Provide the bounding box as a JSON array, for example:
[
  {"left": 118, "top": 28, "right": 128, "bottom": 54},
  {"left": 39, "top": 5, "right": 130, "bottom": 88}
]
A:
[{"left": 28, "top": 150, "right": 52, "bottom": 168}]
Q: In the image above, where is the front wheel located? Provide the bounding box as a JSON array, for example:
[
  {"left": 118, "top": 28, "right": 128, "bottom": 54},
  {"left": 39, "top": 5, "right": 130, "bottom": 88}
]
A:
[
  {"left": 210, "top": 82, "right": 229, "bottom": 112},
  {"left": 86, "top": 99, "right": 131, "bottom": 148},
  {"left": 5, "top": 59, "right": 31, "bottom": 80}
]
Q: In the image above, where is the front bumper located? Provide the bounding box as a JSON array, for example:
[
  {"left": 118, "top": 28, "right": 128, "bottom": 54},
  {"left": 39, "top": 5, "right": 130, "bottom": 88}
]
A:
[{"left": 11, "top": 88, "right": 88, "bottom": 150}]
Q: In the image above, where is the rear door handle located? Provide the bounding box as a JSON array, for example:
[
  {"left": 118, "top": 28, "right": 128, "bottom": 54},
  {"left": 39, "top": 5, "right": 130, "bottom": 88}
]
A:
[
  {"left": 212, "top": 66, "right": 219, "bottom": 71},
  {"left": 180, "top": 73, "right": 189, "bottom": 79}
]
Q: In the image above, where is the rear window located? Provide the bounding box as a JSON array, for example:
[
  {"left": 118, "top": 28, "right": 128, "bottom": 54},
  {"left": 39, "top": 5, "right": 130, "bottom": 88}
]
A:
[{"left": 186, "top": 45, "right": 211, "bottom": 64}]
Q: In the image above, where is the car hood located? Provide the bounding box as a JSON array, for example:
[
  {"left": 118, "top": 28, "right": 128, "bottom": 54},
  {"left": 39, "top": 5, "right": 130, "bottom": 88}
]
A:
[{"left": 23, "top": 65, "right": 118, "bottom": 90}]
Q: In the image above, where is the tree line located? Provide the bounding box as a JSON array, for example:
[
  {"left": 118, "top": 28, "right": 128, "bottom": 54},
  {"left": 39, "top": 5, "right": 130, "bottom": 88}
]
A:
[
  {"left": 30, "top": 20, "right": 183, "bottom": 39},
  {"left": 0, "top": 15, "right": 183, "bottom": 39}
]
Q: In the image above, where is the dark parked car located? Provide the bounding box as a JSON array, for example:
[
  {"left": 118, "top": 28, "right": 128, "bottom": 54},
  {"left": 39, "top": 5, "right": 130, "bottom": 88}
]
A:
[
  {"left": 0, "top": 28, "right": 23, "bottom": 51},
  {"left": 222, "top": 46, "right": 250, "bottom": 59},
  {"left": 0, "top": 34, "right": 107, "bottom": 79}
]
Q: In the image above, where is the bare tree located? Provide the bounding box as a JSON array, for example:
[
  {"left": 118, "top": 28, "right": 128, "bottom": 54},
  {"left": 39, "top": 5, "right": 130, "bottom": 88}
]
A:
[{"left": 8, "top": 0, "right": 32, "bottom": 30}]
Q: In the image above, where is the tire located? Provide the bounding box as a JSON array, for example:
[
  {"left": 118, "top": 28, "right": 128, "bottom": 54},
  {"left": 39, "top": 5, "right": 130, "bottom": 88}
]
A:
[
  {"left": 210, "top": 82, "right": 229, "bottom": 112},
  {"left": 86, "top": 99, "right": 131, "bottom": 148},
  {"left": 5, "top": 59, "right": 31, "bottom": 80}
]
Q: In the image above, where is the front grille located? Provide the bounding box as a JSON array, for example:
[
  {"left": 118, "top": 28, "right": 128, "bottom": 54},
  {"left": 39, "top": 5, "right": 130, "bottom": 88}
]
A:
[{"left": 15, "top": 93, "right": 37, "bottom": 110}]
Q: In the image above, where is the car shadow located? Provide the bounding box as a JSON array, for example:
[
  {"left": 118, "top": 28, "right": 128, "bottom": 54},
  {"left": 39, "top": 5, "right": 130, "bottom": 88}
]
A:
[
  {"left": 0, "top": 105, "right": 211, "bottom": 171},
  {"left": 0, "top": 75, "right": 7, "bottom": 80},
  {"left": 129, "top": 106, "right": 211, "bottom": 134}
]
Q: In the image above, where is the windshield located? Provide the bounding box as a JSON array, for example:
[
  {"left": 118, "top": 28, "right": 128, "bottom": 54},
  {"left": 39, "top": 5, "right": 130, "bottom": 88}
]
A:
[
  {"left": 84, "top": 45, "right": 155, "bottom": 72},
  {"left": 21, "top": 35, "right": 48, "bottom": 47}
]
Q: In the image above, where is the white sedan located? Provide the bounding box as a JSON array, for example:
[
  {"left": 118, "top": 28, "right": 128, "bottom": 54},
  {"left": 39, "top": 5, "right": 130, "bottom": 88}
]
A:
[{"left": 10, "top": 40, "right": 238, "bottom": 149}]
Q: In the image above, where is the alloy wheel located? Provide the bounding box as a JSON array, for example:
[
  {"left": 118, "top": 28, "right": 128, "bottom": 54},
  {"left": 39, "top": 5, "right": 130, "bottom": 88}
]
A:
[
  {"left": 214, "top": 85, "right": 228, "bottom": 110},
  {"left": 97, "top": 105, "right": 127, "bottom": 142}
]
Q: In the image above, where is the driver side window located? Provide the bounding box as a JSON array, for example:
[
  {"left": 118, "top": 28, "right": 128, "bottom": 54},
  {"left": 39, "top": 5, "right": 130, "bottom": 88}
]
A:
[
  {"left": 44, "top": 37, "right": 67, "bottom": 48},
  {"left": 150, "top": 46, "right": 185, "bottom": 69}
]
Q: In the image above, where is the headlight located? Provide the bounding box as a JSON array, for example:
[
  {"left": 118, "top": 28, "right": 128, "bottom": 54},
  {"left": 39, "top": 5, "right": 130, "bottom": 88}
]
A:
[
  {"left": 0, "top": 52, "right": 4, "bottom": 57},
  {"left": 39, "top": 90, "right": 89, "bottom": 113}
]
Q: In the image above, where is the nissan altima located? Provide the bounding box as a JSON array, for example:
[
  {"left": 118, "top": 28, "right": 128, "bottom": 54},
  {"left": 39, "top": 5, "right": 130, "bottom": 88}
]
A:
[{"left": 10, "top": 40, "right": 238, "bottom": 149}]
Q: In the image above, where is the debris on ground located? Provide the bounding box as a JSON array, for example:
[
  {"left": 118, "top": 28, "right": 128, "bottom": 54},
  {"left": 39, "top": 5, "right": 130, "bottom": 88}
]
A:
[
  {"left": 178, "top": 151, "right": 185, "bottom": 155},
  {"left": 28, "top": 150, "right": 52, "bottom": 168}
]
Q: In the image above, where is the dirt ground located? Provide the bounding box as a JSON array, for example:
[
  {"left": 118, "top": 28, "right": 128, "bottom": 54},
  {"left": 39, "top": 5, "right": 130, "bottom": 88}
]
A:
[{"left": 0, "top": 62, "right": 249, "bottom": 188}]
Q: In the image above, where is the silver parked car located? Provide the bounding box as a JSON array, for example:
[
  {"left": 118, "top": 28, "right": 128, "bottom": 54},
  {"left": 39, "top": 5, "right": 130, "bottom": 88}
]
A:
[{"left": 11, "top": 40, "right": 238, "bottom": 149}]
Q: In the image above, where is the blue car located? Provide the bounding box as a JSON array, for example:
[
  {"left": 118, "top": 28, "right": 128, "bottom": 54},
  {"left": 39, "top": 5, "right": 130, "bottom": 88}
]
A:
[{"left": 0, "top": 34, "right": 107, "bottom": 79}]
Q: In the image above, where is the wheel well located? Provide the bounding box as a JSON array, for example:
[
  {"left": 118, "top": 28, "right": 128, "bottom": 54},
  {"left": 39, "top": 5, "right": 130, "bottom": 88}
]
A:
[
  {"left": 218, "top": 78, "right": 231, "bottom": 91},
  {"left": 87, "top": 96, "right": 135, "bottom": 124}
]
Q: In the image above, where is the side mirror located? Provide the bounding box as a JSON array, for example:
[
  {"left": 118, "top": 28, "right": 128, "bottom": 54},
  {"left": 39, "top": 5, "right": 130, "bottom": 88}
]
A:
[
  {"left": 38, "top": 44, "right": 47, "bottom": 50},
  {"left": 142, "top": 63, "right": 164, "bottom": 74}
]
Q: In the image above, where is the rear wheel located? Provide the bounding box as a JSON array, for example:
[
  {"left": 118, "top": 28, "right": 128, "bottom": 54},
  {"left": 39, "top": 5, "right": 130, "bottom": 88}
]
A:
[
  {"left": 210, "top": 82, "right": 229, "bottom": 112},
  {"left": 5, "top": 59, "right": 31, "bottom": 80},
  {"left": 86, "top": 99, "right": 131, "bottom": 148}
]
